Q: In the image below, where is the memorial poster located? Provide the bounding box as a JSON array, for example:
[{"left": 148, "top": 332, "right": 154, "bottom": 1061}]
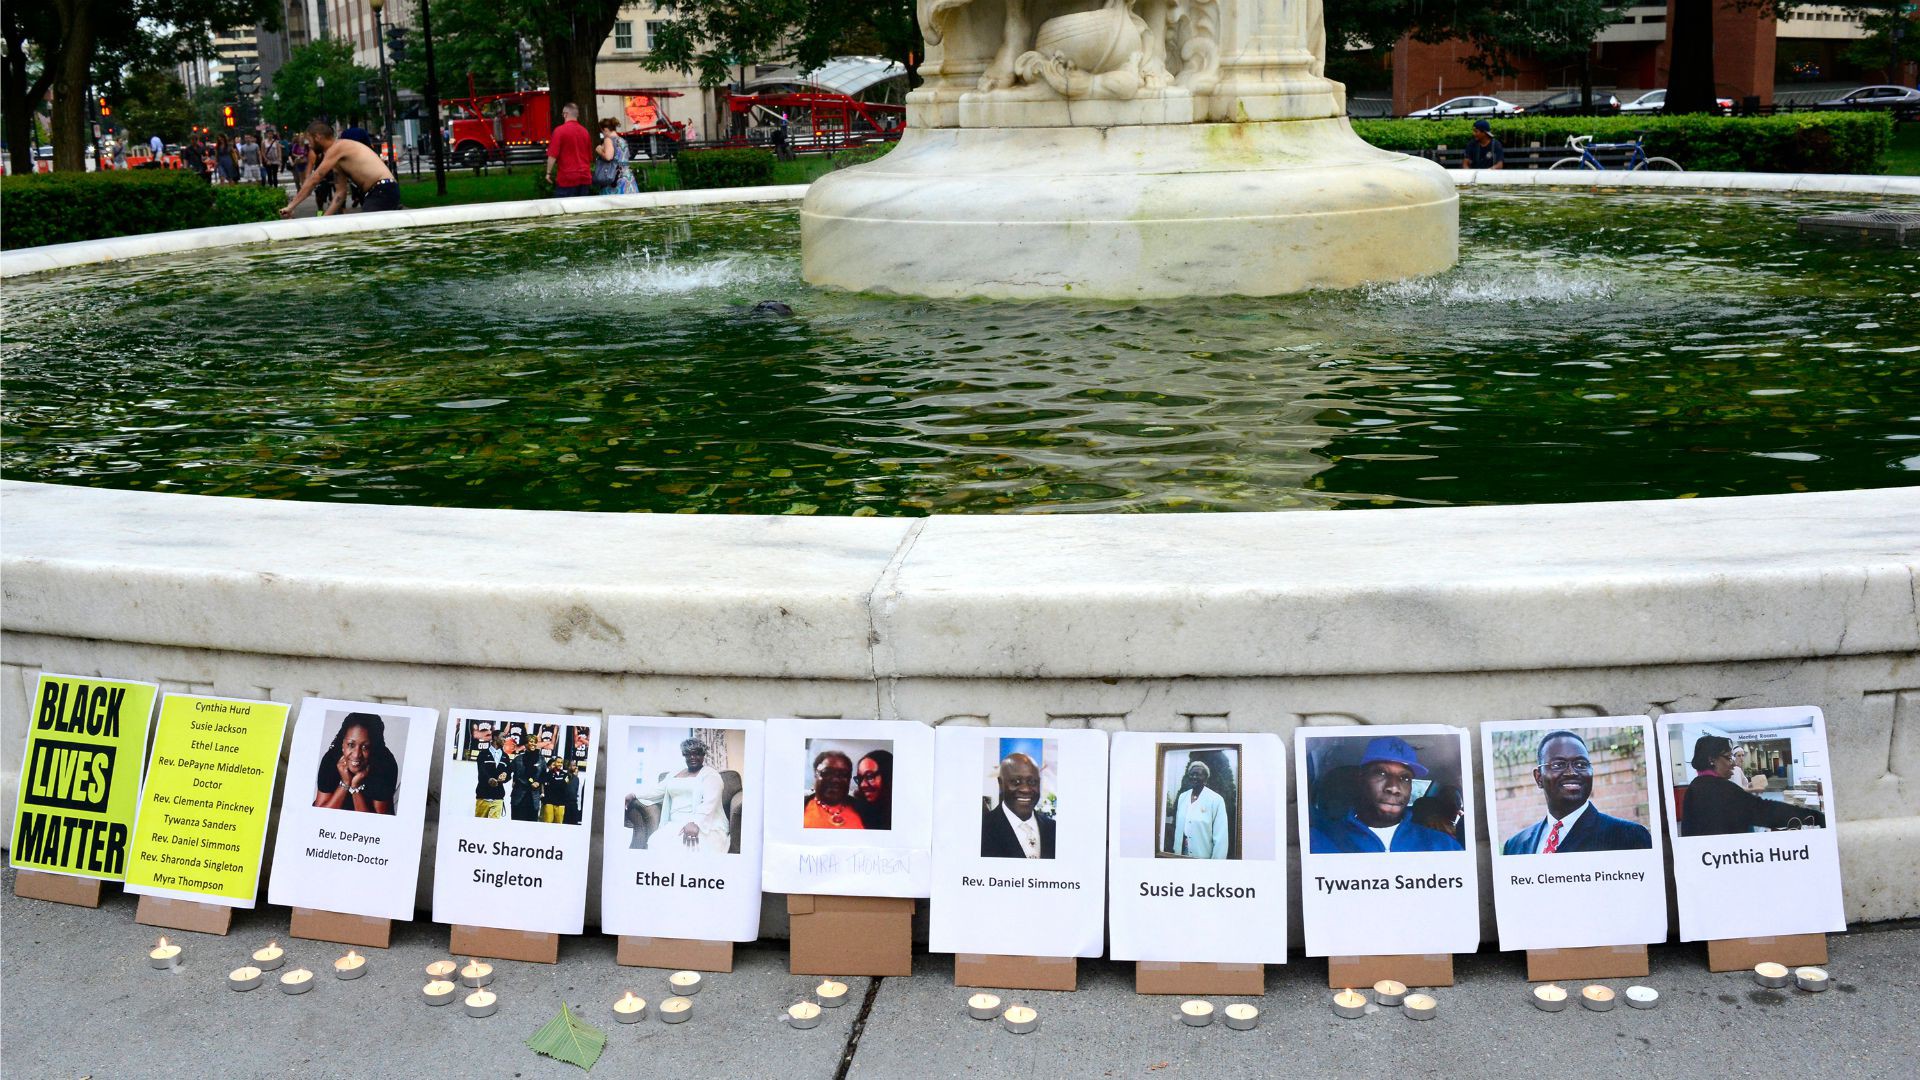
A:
[
  {"left": 929, "top": 726, "right": 1109, "bottom": 959},
  {"left": 9, "top": 673, "right": 158, "bottom": 881},
  {"left": 431, "top": 709, "right": 599, "bottom": 935},
  {"left": 1481, "top": 716, "right": 1668, "bottom": 951},
  {"left": 124, "top": 694, "right": 291, "bottom": 907},
  {"left": 1108, "top": 732, "right": 1289, "bottom": 964},
  {"left": 1295, "top": 725, "right": 1480, "bottom": 957},
  {"left": 266, "top": 698, "right": 440, "bottom": 920},
  {"left": 600, "top": 716, "right": 765, "bottom": 942},
  {"left": 761, "top": 718, "right": 935, "bottom": 898},
  {"left": 1657, "top": 706, "right": 1844, "bottom": 941}
]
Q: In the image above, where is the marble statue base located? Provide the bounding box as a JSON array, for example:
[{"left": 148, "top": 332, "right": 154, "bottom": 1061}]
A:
[{"left": 801, "top": 117, "right": 1458, "bottom": 300}]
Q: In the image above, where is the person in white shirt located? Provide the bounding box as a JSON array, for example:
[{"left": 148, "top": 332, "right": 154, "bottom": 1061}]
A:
[
  {"left": 1169, "top": 761, "right": 1229, "bottom": 859},
  {"left": 981, "top": 752, "right": 1053, "bottom": 859},
  {"left": 625, "top": 737, "right": 730, "bottom": 852}
]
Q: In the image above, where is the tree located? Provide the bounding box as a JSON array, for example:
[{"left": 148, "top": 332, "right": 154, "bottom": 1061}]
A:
[
  {"left": 116, "top": 65, "right": 194, "bottom": 143},
  {"left": 262, "top": 38, "right": 378, "bottom": 131},
  {"left": 3, "top": 3, "right": 59, "bottom": 175},
  {"left": 640, "top": 0, "right": 919, "bottom": 90},
  {"left": 528, "top": 0, "right": 625, "bottom": 131},
  {"left": 1450, "top": 1, "right": 1636, "bottom": 110},
  {"left": 391, "top": 0, "right": 538, "bottom": 99}
]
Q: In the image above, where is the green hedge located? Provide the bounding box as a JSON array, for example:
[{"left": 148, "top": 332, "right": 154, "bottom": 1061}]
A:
[
  {"left": 1351, "top": 112, "right": 1895, "bottom": 174},
  {"left": 675, "top": 148, "right": 776, "bottom": 190},
  {"left": 0, "top": 170, "right": 285, "bottom": 249}
]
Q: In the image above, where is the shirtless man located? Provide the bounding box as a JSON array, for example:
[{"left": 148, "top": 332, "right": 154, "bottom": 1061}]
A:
[{"left": 280, "top": 120, "right": 400, "bottom": 217}]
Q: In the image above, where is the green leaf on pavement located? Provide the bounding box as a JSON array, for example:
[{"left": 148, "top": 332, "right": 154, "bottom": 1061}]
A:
[{"left": 527, "top": 1003, "right": 608, "bottom": 1072}]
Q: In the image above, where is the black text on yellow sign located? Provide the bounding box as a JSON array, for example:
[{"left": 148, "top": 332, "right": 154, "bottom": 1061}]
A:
[{"left": 10, "top": 675, "right": 157, "bottom": 879}]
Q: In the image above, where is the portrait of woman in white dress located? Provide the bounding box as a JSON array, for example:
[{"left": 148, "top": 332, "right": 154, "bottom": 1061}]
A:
[{"left": 625, "top": 737, "right": 730, "bottom": 852}]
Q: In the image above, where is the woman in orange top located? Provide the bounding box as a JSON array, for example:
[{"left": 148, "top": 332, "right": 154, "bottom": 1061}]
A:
[{"left": 803, "top": 750, "right": 865, "bottom": 829}]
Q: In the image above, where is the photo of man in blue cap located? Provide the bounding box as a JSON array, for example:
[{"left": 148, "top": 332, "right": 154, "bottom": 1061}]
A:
[{"left": 1308, "top": 735, "right": 1466, "bottom": 854}]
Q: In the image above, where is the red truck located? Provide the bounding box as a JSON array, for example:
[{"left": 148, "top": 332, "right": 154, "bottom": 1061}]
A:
[{"left": 442, "top": 88, "right": 687, "bottom": 165}]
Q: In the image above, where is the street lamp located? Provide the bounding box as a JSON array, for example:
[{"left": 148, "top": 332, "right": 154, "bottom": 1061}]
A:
[{"left": 369, "top": 0, "right": 397, "bottom": 173}]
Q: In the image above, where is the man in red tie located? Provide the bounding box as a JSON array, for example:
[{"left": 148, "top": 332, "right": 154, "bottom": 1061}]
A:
[{"left": 1501, "top": 730, "right": 1652, "bottom": 855}]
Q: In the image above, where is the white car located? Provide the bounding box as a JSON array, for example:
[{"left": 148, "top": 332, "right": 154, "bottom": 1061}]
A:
[
  {"left": 1408, "top": 96, "right": 1523, "bottom": 119},
  {"left": 1621, "top": 89, "right": 1734, "bottom": 114},
  {"left": 1818, "top": 86, "right": 1920, "bottom": 110}
]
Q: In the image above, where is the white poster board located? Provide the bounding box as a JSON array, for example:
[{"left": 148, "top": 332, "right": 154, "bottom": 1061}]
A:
[
  {"left": 267, "top": 698, "right": 439, "bottom": 920},
  {"left": 761, "top": 718, "right": 935, "bottom": 898},
  {"left": 1107, "top": 732, "right": 1289, "bottom": 964},
  {"left": 929, "top": 726, "right": 1109, "bottom": 959},
  {"left": 1657, "top": 706, "right": 1843, "bottom": 940},
  {"left": 1480, "top": 717, "right": 1667, "bottom": 951},
  {"left": 1296, "top": 725, "right": 1480, "bottom": 957},
  {"left": 430, "top": 709, "right": 598, "bottom": 935},
  {"left": 600, "top": 716, "right": 765, "bottom": 942}
]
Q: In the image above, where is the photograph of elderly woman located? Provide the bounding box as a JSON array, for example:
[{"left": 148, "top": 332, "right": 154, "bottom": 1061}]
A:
[
  {"left": 313, "top": 711, "right": 406, "bottom": 816},
  {"left": 620, "top": 727, "right": 747, "bottom": 854},
  {"left": 1667, "top": 716, "right": 1829, "bottom": 837},
  {"left": 803, "top": 738, "right": 894, "bottom": 831},
  {"left": 1156, "top": 744, "right": 1242, "bottom": 860}
]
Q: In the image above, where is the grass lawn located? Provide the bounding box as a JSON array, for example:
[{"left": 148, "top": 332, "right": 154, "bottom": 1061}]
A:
[
  {"left": 1881, "top": 122, "right": 1920, "bottom": 175},
  {"left": 393, "top": 151, "right": 859, "bottom": 209}
]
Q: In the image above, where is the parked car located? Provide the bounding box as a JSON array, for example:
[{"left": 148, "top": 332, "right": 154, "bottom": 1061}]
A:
[
  {"left": 1817, "top": 85, "right": 1920, "bottom": 111},
  {"left": 1408, "top": 95, "right": 1524, "bottom": 119},
  {"left": 1528, "top": 89, "right": 1622, "bottom": 116},
  {"left": 1620, "top": 89, "right": 1734, "bottom": 114}
]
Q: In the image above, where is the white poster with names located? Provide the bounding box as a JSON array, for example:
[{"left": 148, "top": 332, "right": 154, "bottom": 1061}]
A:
[
  {"left": 1480, "top": 716, "right": 1668, "bottom": 951},
  {"left": 1107, "top": 732, "right": 1289, "bottom": 964},
  {"left": 930, "top": 726, "right": 1109, "bottom": 959},
  {"left": 600, "top": 716, "right": 765, "bottom": 941},
  {"left": 430, "top": 709, "right": 598, "bottom": 935},
  {"left": 761, "top": 718, "right": 935, "bottom": 898},
  {"left": 1658, "top": 706, "right": 1844, "bottom": 941},
  {"left": 267, "top": 698, "right": 439, "bottom": 920},
  {"left": 1295, "top": 725, "right": 1480, "bottom": 957}
]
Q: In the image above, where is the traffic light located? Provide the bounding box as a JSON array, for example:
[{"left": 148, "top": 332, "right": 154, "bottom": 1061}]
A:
[
  {"left": 222, "top": 105, "right": 235, "bottom": 128},
  {"left": 98, "top": 96, "right": 111, "bottom": 118},
  {"left": 357, "top": 80, "right": 372, "bottom": 106},
  {"left": 386, "top": 27, "right": 409, "bottom": 65}
]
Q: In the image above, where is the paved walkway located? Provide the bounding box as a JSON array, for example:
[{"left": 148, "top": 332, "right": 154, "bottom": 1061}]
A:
[{"left": 3, "top": 868, "right": 1914, "bottom": 1079}]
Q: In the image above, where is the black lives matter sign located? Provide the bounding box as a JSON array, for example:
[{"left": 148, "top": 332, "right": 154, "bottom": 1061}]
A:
[{"left": 10, "top": 675, "right": 156, "bottom": 879}]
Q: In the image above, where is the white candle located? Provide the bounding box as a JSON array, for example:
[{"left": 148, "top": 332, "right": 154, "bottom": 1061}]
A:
[
  {"left": 333, "top": 950, "right": 367, "bottom": 980},
  {"left": 614, "top": 991, "right": 648, "bottom": 1023},
  {"left": 422, "top": 979, "right": 457, "bottom": 1006},
  {"left": 815, "top": 980, "right": 849, "bottom": 1007},
  {"left": 1625, "top": 985, "right": 1660, "bottom": 1010},
  {"left": 1179, "top": 999, "right": 1214, "bottom": 1027},
  {"left": 1000, "top": 1005, "right": 1038, "bottom": 1034},
  {"left": 668, "top": 970, "right": 703, "bottom": 996},
  {"left": 1753, "top": 962, "right": 1791, "bottom": 988},
  {"left": 1223, "top": 1003, "right": 1259, "bottom": 1030},
  {"left": 278, "top": 968, "right": 315, "bottom": 995},
  {"left": 148, "top": 937, "right": 182, "bottom": 970},
  {"left": 460, "top": 959, "right": 494, "bottom": 988},
  {"left": 464, "top": 989, "right": 497, "bottom": 1018},
  {"left": 1403, "top": 993, "right": 1437, "bottom": 1020},
  {"left": 1532, "top": 984, "right": 1569, "bottom": 1012},
  {"left": 1794, "top": 967, "right": 1830, "bottom": 993},
  {"left": 967, "top": 992, "right": 1002, "bottom": 1021},
  {"left": 787, "top": 1001, "right": 823, "bottom": 1029},
  {"left": 1579, "top": 985, "right": 1616, "bottom": 1012},
  {"left": 1373, "top": 979, "right": 1407, "bottom": 1007},
  {"left": 425, "top": 959, "right": 458, "bottom": 980},
  {"left": 251, "top": 942, "right": 285, "bottom": 971},
  {"left": 1332, "top": 989, "right": 1367, "bottom": 1018},
  {"left": 228, "top": 965, "right": 263, "bottom": 992},
  {"left": 660, "top": 996, "right": 693, "bottom": 1024}
]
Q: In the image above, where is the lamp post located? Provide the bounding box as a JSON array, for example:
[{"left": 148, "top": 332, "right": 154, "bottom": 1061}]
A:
[
  {"left": 421, "top": 0, "right": 446, "bottom": 195},
  {"left": 369, "top": 0, "right": 397, "bottom": 173}
]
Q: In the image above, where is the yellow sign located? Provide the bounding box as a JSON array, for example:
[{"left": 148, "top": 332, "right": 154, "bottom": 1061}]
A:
[
  {"left": 124, "top": 694, "right": 290, "bottom": 905},
  {"left": 9, "top": 673, "right": 158, "bottom": 880}
]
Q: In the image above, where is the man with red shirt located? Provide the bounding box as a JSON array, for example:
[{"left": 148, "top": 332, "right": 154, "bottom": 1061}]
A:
[{"left": 546, "top": 102, "right": 594, "bottom": 197}]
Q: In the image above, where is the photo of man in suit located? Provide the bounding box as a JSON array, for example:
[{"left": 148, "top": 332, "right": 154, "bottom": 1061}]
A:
[
  {"left": 1502, "top": 730, "right": 1652, "bottom": 855},
  {"left": 981, "top": 752, "right": 1055, "bottom": 859}
]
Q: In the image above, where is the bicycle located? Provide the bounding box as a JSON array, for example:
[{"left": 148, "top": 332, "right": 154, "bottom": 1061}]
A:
[{"left": 1547, "top": 134, "right": 1683, "bottom": 172}]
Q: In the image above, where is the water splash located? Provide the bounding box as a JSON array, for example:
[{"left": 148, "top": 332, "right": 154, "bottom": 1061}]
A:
[{"left": 1366, "top": 268, "right": 1617, "bottom": 305}]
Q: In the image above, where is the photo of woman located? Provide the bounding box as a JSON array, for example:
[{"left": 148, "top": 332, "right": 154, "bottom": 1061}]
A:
[
  {"left": 803, "top": 738, "right": 894, "bottom": 831},
  {"left": 313, "top": 711, "right": 404, "bottom": 816},
  {"left": 1155, "top": 744, "right": 1241, "bottom": 860},
  {"left": 625, "top": 735, "right": 735, "bottom": 853}
]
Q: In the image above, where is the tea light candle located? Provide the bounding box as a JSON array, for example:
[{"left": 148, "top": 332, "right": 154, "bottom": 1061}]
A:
[
  {"left": 252, "top": 941, "right": 285, "bottom": 971},
  {"left": 967, "top": 992, "right": 1002, "bottom": 1020},
  {"left": 1223, "top": 1003, "right": 1259, "bottom": 1031},
  {"left": 464, "top": 989, "right": 497, "bottom": 1018},
  {"left": 1332, "top": 989, "right": 1367, "bottom": 1018},
  {"left": 1403, "top": 993, "right": 1437, "bottom": 1020},
  {"left": 668, "top": 970, "right": 703, "bottom": 996},
  {"left": 614, "top": 991, "right": 648, "bottom": 1023},
  {"left": 1532, "top": 984, "right": 1569, "bottom": 1012},
  {"left": 279, "top": 968, "right": 315, "bottom": 995},
  {"left": 1179, "top": 1000, "right": 1214, "bottom": 1027},
  {"left": 1374, "top": 979, "right": 1408, "bottom": 1007},
  {"left": 1794, "top": 967, "right": 1830, "bottom": 993},
  {"left": 1580, "top": 985, "right": 1616, "bottom": 1012},
  {"left": 460, "top": 959, "right": 494, "bottom": 988},
  {"left": 1753, "top": 962, "right": 1791, "bottom": 989},
  {"left": 228, "top": 965, "right": 263, "bottom": 992},
  {"left": 425, "top": 960, "right": 458, "bottom": 980},
  {"left": 422, "top": 979, "right": 457, "bottom": 1006},
  {"left": 148, "top": 937, "right": 182, "bottom": 970},
  {"left": 1001, "top": 1005, "right": 1038, "bottom": 1034},
  {"left": 787, "top": 1001, "right": 823, "bottom": 1029},
  {"left": 660, "top": 996, "right": 693, "bottom": 1024},
  {"left": 1625, "top": 986, "right": 1660, "bottom": 1010},
  {"left": 815, "top": 980, "right": 849, "bottom": 1007},
  {"left": 333, "top": 950, "right": 367, "bottom": 980}
]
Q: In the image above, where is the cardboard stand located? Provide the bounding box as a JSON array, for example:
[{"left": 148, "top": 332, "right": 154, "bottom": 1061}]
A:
[
  {"left": 956, "top": 953, "right": 1077, "bottom": 992},
  {"left": 787, "top": 895, "right": 914, "bottom": 976},
  {"left": 617, "top": 936, "right": 735, "bottom": 973},
  {"left": 135, "top": 895, "right": 234, "bottom": 936},
  {"left": 1706, "top": 933, "right": 1828, "bottom": 973},
  {"left": 1526, "top": 945, "right": 1648, "bottom": 982},
  {"left": 450, "top": 924, "right": 561, "bottom": 964},
  {"left": 1326, "top": 953, "right": 1454, "bottom": 989},
  {"left": 13, "top": 870, "right": 105, "bottom": 908},
  {"left": 290, "top": 907, "right": 393, "bottom": 949},
  {"left": 1135, "top": 962, "right": 1264, "bottom": 996}
]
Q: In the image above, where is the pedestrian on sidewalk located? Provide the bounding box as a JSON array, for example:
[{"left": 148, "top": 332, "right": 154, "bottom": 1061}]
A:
[
  {"left": 239, "top": 134, "right": 261, "bottom": 183},
  {"left": 214, "top": 134, "right": 240, "bottom": 183},
  {"left": 262, "top": 131, "right": 283, "bottom": 186},
  {"left": 546, "top": 102, "right": 594, "bottom": 197},
  {"left": 594, "top": 117, "right": 638, "bottom": 194},
  {"left": 148, "top": 132, "right": 165, "bottom": 165}
]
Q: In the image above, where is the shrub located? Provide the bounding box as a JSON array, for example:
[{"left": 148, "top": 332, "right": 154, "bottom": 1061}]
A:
[
  {"left": 210, "top": 184, "right": 289, "bottom": 226},
  {"left": 675, "top": 148, "right": 776, "bottom": 190},
  {"left": 1351, "top": 112, "right": 1894, "bottom": 174},
  {"left": 0, "top": 169, "right": 220, "bottom": 249}
]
